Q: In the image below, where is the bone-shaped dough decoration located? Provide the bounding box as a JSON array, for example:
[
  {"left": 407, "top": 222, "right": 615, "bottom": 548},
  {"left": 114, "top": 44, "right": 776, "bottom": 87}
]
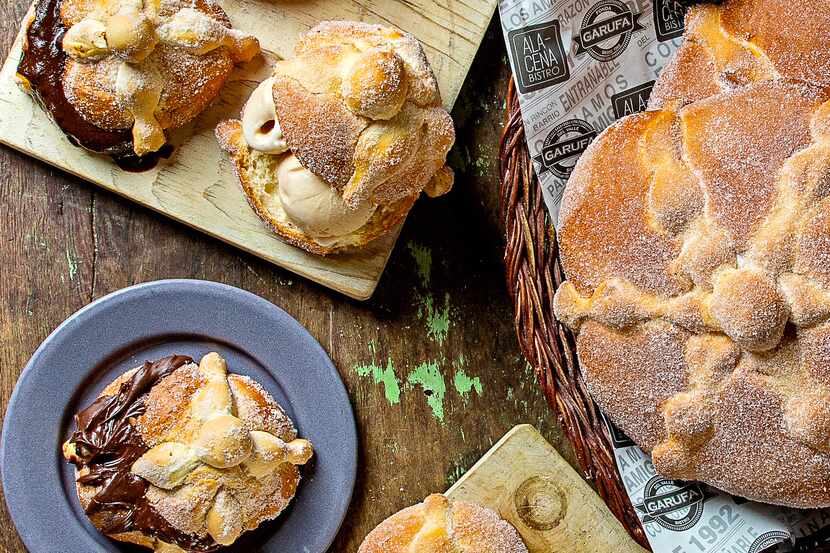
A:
[
  {"left": 131, "top": 353, "right": 312, "bottom": 545},
  {"left": 61, "top": 0, "right": 258, "bottom": 155}
]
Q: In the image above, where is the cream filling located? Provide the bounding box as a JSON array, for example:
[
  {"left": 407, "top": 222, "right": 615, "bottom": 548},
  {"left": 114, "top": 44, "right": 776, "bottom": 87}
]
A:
[
  {"left": 276, "top": 155, "right": 376, "bottom": 241},
  {"left": 241, "top": 77, "right": 289, "bottom": 154},
  {"left": 242, "top": 78, "right": 375, "bottom": 243}
]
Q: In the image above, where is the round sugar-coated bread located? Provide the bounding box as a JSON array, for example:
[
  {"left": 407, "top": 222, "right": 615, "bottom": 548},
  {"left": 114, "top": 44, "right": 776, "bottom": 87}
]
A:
[
  {"left": 554, "top": 77, "right": 830, "bottom": 507},
  {"left": 63, "top": 353, "right": 312, "bottom": 551},
  {"left": 358, "top": 494, "right": 528, "bottom": 553}
]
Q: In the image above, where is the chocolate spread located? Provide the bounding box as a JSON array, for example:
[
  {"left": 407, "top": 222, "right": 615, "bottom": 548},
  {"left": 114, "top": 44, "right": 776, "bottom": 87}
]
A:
[
  {"left": 17, "top": 0, "right": 172, "bottom": 171},
  {"left": 66, "top": 355, "right": 220, "bottom": 552}
]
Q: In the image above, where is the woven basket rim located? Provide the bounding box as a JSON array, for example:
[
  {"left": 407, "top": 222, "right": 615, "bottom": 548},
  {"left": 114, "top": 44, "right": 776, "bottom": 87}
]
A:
[{"left": 499, "top": 77, "right": 650, "bottom": 549}]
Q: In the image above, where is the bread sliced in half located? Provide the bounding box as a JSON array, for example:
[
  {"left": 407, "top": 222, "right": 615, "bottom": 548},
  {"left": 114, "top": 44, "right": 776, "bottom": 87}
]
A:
[{"left": 216, "top": 119, "right": 417, "bottom": 256}]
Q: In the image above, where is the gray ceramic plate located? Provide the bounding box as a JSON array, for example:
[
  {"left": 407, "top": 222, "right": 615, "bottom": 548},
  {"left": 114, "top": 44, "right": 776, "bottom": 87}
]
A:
[{"left": 1, "top": 279, "right": 357, "bottom": 553}]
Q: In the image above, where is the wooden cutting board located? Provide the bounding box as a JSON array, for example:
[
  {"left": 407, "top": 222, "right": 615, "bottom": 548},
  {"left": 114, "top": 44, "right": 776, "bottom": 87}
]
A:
[
  {"left": 0, "top": 0, "right": 497, "bottom": 300},
  {"left": 447, "top": 425, "right": 648, "bottom": 553}
]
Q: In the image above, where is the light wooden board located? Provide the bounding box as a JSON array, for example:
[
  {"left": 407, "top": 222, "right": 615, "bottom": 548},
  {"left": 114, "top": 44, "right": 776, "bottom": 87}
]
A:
[
  {"left": 0, "top": 0, "right": 497, "bottom": 300},
  {"left": 447, "top": 425, "right": 648, "bottom": 553}
]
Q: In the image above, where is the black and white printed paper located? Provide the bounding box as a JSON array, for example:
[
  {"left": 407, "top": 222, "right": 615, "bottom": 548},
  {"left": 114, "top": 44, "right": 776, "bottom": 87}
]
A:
[
  {"left": 605, "top": 415, "right": 830, "bottom": 552},
  {"left": 606, "top": 416, "right": 793, "bottom": 553},
  {"left": 499, "top": 0, "right": 684, "bottom": 223}
]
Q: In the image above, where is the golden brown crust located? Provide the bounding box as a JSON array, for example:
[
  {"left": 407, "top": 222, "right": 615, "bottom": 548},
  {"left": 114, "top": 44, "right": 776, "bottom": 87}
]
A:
[
  {"left": 555, "top": 79, "right": 830, "bottom": 507},
  {"left": 681, "top": 81, "right": 823, "bottom": 247},
  {"left": 348, "top": 104, "right": 455, "bottom": 207},
  {"left": 294, "top": 21, "right": 441, "bottom": 108},
  {"left": 137, "top": 364, "right": 205, "bottom": 446},
  {"left": 648, "top": 38, "right": 721, "bottom": 111},
  {"left": 558, "top": 111, "right": 685, "bottom": 298},
  {"left": 575, "top": 321, "right": 691, "bottom": 452},
  {"left": 36, "top": 0, "right": 259, "bottom": 156},
  {"left": 70, "top": 354, "right": 311, "bottom": 550},
  {"left": 216, "top": 119, "right": 416, "bottom": 255},
  {"left": 270, "top": 20, "right": 454, "bottom": 207},
  {"left": 720, "top": 0, "right": 830, "bottom": 85},
  {"left": 358, "top": 494, "right": 528, "bottom": 553},
  {"left": 152, "top": 45, "right": 235, "bottom": 131},
  {"left": 63, "top": 57, "right": 131, "bottom": 130},
  {"left": 60, "top": 0, "right": 94, "bottom": 26},
  {"left": 649, "top": 1, "right": 830, "bottom": 109},
  {"left": 271, "top": 71, "right": 364, "bottom": 191}
]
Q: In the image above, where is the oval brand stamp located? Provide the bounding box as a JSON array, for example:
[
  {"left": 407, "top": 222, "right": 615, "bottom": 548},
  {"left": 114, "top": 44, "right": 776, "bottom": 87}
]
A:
[
  {"left": 749, "top": 530, "right": 790, "bottom": 553},
  {"left": 635, "top": 476, "right": 708, "bottom": 532},
  {"left": 574, "top": 0, "right": 645, "bottom": 62},
  {"left": 533, "top": 119, "right": 597, "bottom": 179}
]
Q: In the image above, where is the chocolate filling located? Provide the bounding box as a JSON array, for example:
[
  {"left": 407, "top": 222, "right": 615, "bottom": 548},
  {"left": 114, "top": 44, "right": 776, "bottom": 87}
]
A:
[
  {"left": 66, "top": 355, "right": 220, "bottom": 552},
  {"left": 17, "top": 0, "right": 172, "bottom": 171}
]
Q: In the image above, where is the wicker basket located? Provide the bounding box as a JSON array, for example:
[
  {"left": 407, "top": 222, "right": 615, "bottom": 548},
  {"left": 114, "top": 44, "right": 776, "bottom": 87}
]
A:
[{"left": 499, "top": 79, "right": 650, "bottom": 549}]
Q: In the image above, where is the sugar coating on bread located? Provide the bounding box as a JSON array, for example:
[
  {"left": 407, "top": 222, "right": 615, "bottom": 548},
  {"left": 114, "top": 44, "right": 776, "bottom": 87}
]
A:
[
  {"left": 555, "top": 77, "right": 830, "bottom": 507},
  {"left": 54, "top": 0, "right": 259, "bottom": 156},
  {"left": 650, "top": 0, "right": 830, "bottom": 109},
  {"left": 67, "top": 353, "right": 312, "bottom": 550},
  {"left": 358, "top": 494, "right": 528, "bottom": 553},
  {"left": 269, "top": 20, "right": 454, "bottom": 207},
  {"left": 217, "top": 21, "right": 453, "bottom": 253}
]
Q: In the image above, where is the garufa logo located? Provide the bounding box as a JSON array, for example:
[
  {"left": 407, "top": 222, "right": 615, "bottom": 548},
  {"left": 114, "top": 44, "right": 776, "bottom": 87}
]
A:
[
  {"left": 533, "top": 119, "right": 597, "bottom": 179},
  {"left": 574, "top": 0, "right": 645, "bottom": 62},
  {"left": 635, "top": 476, "right": 708, "bottom": 532}
]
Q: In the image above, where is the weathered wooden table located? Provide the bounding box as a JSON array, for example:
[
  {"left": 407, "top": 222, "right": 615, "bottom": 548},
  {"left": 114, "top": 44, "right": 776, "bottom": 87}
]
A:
[{"left": 0, "top": 4, "right": 574, "bottom": 551}]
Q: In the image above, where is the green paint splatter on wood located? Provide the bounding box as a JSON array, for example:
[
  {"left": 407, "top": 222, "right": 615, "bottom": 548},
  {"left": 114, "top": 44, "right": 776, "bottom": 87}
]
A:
[
  {"left": 65, "top": 247, "right": 78, "bottom": 281},
  {"left": 407, "top": 237, "right": 451, "bottom": 346},
  {"left": 355, "top": 358, "right": 401, "bottom": 406},
  {"left": 453, "top": 370, "right": 483, "bottom": 400},
  {"left": 473, "top": 157, "right": 489, "bottom": 177},
  {"left": 354, "top": 341, "right": 401, "bottom": 406},
  {"left": 407, "top": 241, "right": 432, "bottom": 287},
  {"left": 408, "top": 361, "right": 446, "bottom": 422},
  {"left": 417, "top": 293, "right": 451, "bottom": 345}
]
